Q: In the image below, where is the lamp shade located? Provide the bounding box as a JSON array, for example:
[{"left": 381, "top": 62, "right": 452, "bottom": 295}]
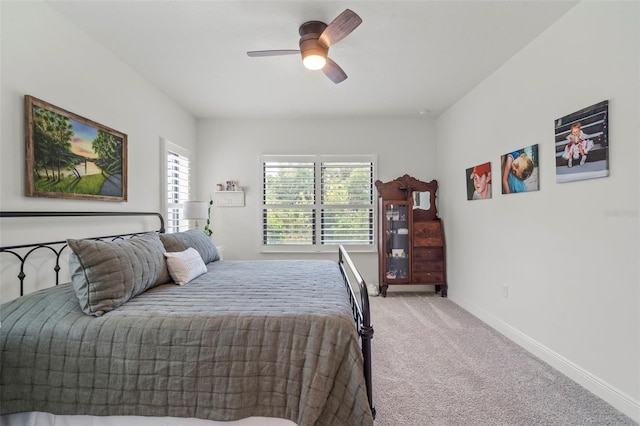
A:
[{"left": 183, "top": 201, "right": 208, "bottom": 220}]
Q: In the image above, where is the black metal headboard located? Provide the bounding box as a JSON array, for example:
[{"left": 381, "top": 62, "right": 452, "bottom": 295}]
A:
[{"left": 0, "top": 211, "right": 165, "bottom": 296}]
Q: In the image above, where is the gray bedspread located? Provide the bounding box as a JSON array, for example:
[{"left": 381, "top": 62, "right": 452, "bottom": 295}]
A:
[{"left": 0, "top": 260, "right": 374, "bottom": 426}]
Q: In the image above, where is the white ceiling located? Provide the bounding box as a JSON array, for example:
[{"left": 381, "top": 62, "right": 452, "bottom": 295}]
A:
[{"left": 48, "top": 0, "right": 577, "bottom": 119}]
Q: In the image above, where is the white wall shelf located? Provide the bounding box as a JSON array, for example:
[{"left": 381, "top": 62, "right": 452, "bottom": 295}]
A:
[{"left": 214, "top": 191, "right": 244, "bottom": 207}]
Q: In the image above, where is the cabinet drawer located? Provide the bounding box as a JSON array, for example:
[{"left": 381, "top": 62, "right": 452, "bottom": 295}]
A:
[
  {"left": 413, "top": 261, "right": 444, "bottom": 273},
  {"left": 413, "top": 221, "right": 443, "bottom": 247},
  {"left": 413, "top": 271, "right": 445, "bottom": 283},
  {"left": 413, "top": 247, "right": 443, "bottom": 261}
]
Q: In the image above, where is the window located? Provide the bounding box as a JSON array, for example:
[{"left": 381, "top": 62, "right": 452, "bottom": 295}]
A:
[
  {"left": 162, "top": 139, "right": 191, "bottom": 233},
  {"left": 261, "top": 155, "right": 376, "bottom": 252}
]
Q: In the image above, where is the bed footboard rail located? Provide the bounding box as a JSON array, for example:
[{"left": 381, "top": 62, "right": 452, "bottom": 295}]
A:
[
  {"left": 0, "top": 211, "right": 165, "bottom": 296},
  {"left": 338, "top": 244, "right": 376, "bottom": 418}
]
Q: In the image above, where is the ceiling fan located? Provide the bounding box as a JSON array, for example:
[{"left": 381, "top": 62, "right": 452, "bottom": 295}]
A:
[{"left": 247, "top": 9, "right": 362, "bottom": 84}]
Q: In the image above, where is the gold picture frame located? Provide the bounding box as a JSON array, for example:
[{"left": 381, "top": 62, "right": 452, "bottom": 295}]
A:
[{"left": 25, "top": 95, "right": 127, "bottom": 201}]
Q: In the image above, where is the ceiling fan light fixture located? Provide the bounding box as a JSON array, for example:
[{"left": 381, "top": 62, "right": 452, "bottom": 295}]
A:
[
  {"left": 303, "top": 54, "right": 326, "bottom": 70},
  {"left": 300, "top": 35, "right": 328, "bottom": 71}
]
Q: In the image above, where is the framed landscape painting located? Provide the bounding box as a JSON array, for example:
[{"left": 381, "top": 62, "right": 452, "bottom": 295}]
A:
[
  {"left": 25, "top": 95, "right": 127, "bottom": 201},
  {"left": 554, "top": 100, "right": 609, "bottom": 183}
]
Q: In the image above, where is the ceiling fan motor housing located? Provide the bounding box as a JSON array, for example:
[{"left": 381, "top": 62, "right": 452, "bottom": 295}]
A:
[{"left": 299, "top": 20, "right": 329, "bottom": 62}]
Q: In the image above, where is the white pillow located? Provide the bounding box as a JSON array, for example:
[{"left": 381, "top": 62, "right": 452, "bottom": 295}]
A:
[{"left": 163, "top": 247, "right": 207, "bottom": 285}]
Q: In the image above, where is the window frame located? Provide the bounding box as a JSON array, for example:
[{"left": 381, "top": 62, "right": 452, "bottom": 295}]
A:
[
  {"left": 260, "top": 154, "right": 377, "bottom": 253},
  {"left": 161, "top": 138, "right": 191, "bottom": 234}
]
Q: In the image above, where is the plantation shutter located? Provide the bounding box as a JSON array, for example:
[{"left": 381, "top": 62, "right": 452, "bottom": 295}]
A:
[
  {"left": 262, "top": 161, "right": 316, "bottom": 244},
  {"left": 166, "top": 149, "right": 190, "bottom": 233},
  {"left": 320, "top": 161, "right": 374, "bottom": 245}
]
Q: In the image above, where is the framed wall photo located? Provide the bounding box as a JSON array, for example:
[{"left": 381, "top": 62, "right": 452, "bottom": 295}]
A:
[
  {"left": 500, "top": 144, "right": 539, "bottom": 195},
  {"left": 25, "top": 95, "right": 127, "bottom": 201},
  {"left": 466, "top": 162, "right": 492, "bottom": 200},
  {"left": 554, "top": 100, "right": 609, "bottom": 183}
]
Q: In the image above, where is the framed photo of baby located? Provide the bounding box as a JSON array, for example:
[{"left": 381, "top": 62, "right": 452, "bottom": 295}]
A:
[
  {"left": 466, "top": 162, "right": 492, "bottom": 200},
  {"left": 554, "top": 100, "right": 609, "bottom": 183},
  {"left": 500, "top": 144, "right": 539, "bottom": 194}
]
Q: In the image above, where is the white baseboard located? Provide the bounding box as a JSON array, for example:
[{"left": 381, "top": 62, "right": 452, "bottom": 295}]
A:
[{"left": 450, "top": 295, "right": 640, "bottom": 423}]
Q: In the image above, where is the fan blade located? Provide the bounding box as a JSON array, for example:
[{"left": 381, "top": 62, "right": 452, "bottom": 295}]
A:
[
  {"left": 318, "top": 9, "right": 362, "bottom": 48},
  {"left": 247, "top": 50, "right": 300, "bottom": 57},
  {"left": 322, "top": 58, "right": 347, "bottom": 84}
]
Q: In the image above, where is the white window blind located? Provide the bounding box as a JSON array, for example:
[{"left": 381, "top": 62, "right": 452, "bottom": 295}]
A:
[
  {"left": 263, "top": 161, "right": 316, "bottom": 245},
  {"left": 262, "top": 155, "right": 375, "bottom": 252},
  {"left": 163, "top": 140, "right": 191, "bottom": 233},
  {"left": 320, "top": 162, "right": 374, "bottom": 245}
]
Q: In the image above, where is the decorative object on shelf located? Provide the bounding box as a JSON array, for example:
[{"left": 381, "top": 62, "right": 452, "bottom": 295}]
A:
[
  {"left": 391, "top": 249, "right": 405, "bottom": 257},
  {"left": 375, "top": 175, "right": 446, "bottom": 297},
  {"left": 500, "top": 144, "right": 539, "bottom": 194},
  {"left": 216, "top": 180, "right": 244, "bottom": 192},
  {"left": 183, "top": 200, "right": 208, "bottom": 230},
  {"left": 554, "top": 100, "right": 609, "bottom": 183},
  {"left": 24, "top": 95, "right": 127, "bottom": 201}
]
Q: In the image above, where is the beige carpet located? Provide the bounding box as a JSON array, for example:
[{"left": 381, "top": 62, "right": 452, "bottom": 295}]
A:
[{"left": 369, "top": 293, "right": 636, "bottom": 425}]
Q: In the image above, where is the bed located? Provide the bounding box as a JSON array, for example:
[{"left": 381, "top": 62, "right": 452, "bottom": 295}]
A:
[{"left": 0, "top": 211, "right": 375, "bottom": 426}]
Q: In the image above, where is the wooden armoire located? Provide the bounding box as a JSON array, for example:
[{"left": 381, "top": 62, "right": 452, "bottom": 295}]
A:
[{"left": 375, "top": 175, "right": 447, "bottom": 297}]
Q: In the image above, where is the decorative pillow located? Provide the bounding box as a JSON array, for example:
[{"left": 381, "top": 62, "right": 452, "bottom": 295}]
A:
[
  {"left": 68, "top": 232, "right": 171, "bottom": 317},
  {"left": 164, "top": 247, "right": 207, "bottom": 285},
  {"left": 159, "top": 229, "right": 220, "bottom": 264}
]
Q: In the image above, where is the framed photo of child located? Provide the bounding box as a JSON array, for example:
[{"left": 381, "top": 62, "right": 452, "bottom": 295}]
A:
[
  {"left": 554, "top": 100, "right": 609, "bottom": 183},
  {"left": 500, "top": 144, "right": 539, "bottom": 194},
  {"left": 466, "top": 162, "right": 492, "bottom": 200}
]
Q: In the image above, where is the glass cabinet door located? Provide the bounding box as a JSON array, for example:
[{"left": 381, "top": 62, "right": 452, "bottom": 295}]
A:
[{"left": 384, "top": 202, "right": 409, "bottom": 280}]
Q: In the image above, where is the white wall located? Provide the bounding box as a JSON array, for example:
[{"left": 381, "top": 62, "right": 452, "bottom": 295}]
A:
[
  {"left": 0, "top": 1, "right": 196, "bottom": 213},
  {"left": 196, "top": 117, "right": 437, "bottom": 286},
  {"left": 436, "top": 1, "right": 639, "bottom": 420},
  {"left": 0, "top": 2, "right": 196, "bottom": 300}
]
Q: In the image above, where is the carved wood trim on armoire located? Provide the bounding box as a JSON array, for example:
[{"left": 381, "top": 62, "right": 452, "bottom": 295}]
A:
[{"left": 375, "top": 175, "right": 447, "bottom": 297}]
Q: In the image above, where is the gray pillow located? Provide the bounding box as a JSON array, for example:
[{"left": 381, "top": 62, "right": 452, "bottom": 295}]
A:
[
  {"left": 159, "top": 229, "right": 220, "bottom": 264},
  {"left": 68, "top": 232, "right": 171, "bottom": 317}
]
